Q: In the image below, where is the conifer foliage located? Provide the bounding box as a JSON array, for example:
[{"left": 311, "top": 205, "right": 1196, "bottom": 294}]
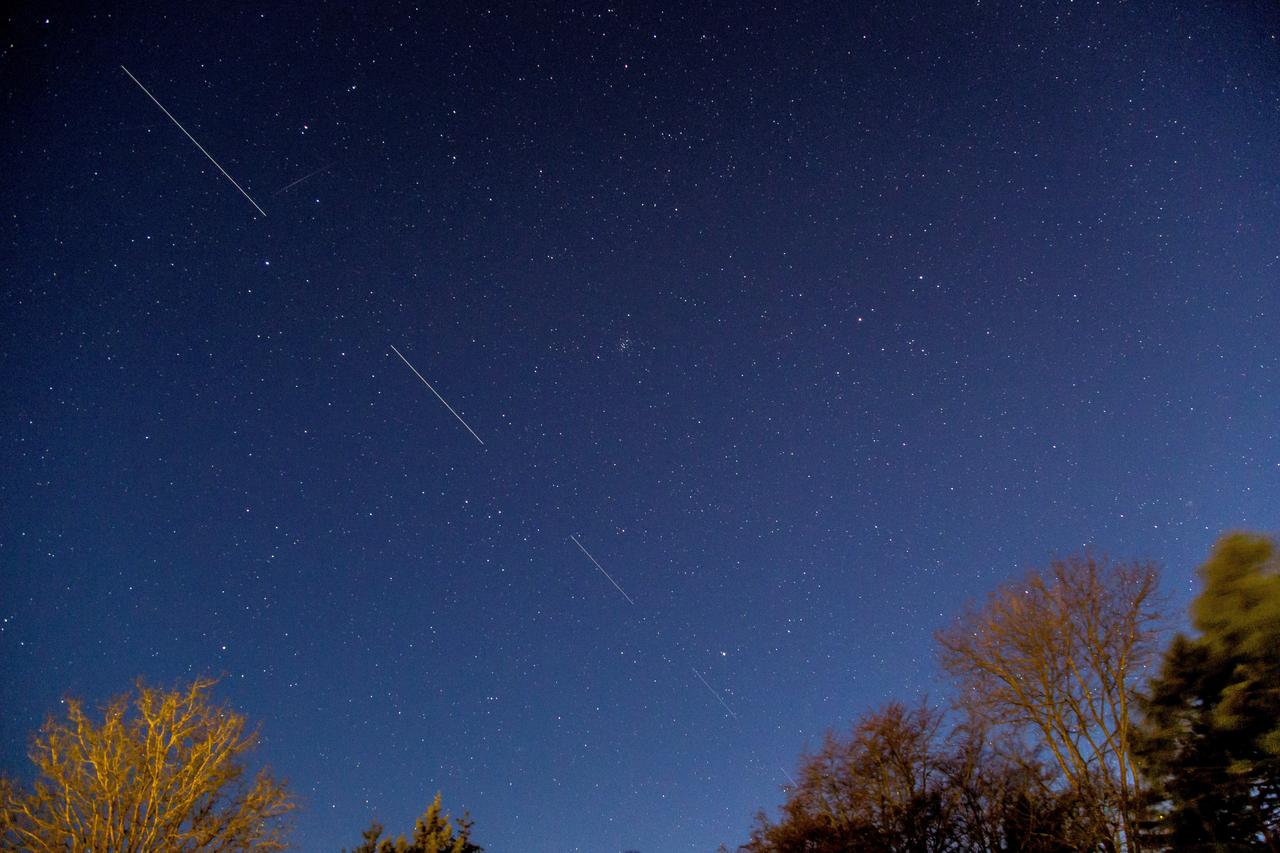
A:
[
  {"left": 1136, "top": 532, "right": 1280, "bottom": 849},
  {"left": 729, "top": 534, "right": 1280, "bottom": 851},
  {"left": 346, "top": 792, "right": 482, "bottom": 853}
]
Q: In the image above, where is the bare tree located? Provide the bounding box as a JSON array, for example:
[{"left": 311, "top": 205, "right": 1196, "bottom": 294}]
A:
[
  {"left": 1, "top": 677, "right": 294, "bottom": 852},
  {"left": 944, "top": 717, "right": 1108, "bottom": 851},
  {"left": 729, "top": 700, "right": 1105, "bottom": 853},
  {"left": 936, "top": 554, "right": 1161, "bottom": 851},
  {"left": 738, "top": 700, "right": 960, "bottom": 853}
]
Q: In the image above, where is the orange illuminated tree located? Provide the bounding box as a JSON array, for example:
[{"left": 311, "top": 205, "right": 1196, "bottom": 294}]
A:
[
  {"left": 936, "top": 554, "right": 1161, "bottom": 851},
  {"left": 0, "top": 677, "right": 294, "bottom": 852}
]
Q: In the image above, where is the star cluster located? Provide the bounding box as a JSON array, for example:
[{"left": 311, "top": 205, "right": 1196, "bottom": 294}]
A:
[{"left": 2, "top": 3, "right": 1277, "bottom": 851}]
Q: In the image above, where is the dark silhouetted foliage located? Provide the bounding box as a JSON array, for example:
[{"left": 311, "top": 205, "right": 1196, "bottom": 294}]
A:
[
  {"left": 728, "top": 700, "right": 1107, "bottom": 852},
  {"left": 344, "top": 792, "right": 482, "bottom": 853},
  {"left": 1136, "top": 532, "right": 1280, "bottom": 850}
]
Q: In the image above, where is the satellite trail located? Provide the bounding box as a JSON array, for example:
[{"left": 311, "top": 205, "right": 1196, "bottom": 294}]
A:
[
  {"left": 120, "top": 65, "right": 267, "bottom": 217},
  {"left": 570, "top": 535, "right": 635, "bottom": 605},
  {"left": 390, "top": 344, "right": 485, "bottom": 446},
  {"left": 275, "top": 163, "right": 333, "bottom": 195},
  {"left": 692, "top": 666, "right": 738, "bottom": 718}
]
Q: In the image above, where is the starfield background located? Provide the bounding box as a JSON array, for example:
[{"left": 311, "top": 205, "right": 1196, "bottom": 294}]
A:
[{"left": 2, "top": 2, "right": 1277, "bottom": 851}]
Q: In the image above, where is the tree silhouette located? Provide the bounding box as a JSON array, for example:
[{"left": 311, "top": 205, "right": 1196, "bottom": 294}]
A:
[
  {"left": 1137, "top": 532, "right": 1280, "bottom": 849},
  {"left": 345, "top": 792, "right": 481, "bottom": 853}
]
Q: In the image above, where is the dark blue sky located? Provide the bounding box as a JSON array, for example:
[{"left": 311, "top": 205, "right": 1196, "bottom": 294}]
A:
[{"left": 2, "top": 2, "right": 1277, "bottom": 851}]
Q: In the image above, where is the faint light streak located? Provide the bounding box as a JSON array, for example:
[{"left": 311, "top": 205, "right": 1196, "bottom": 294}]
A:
[
  {"left": 389, "top": 344, "right": 485, "bottom": 446},
  {"left": 120, "top": 65, "right": 267, "bottom": 218},
  {"left": 274, "top": 163, "right": 333, "bottom": 195},
  {"left": 691, "top": 666, "right": 738, "bottom": 719},
  {"left": 570, "top": 535, "right": 635, "bottom": 605}
]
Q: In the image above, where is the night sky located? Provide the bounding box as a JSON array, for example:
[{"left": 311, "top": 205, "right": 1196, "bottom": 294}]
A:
[{"left": 2, "top": 2, "right": 1278, "bottom": 851}]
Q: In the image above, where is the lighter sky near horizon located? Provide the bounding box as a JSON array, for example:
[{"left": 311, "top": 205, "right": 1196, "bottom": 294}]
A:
[{"left": 2, "top": 2, "right": 1278, "bottom": 851}]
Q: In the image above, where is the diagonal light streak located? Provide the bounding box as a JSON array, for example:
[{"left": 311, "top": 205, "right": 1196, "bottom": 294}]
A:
[
  {"left": 570, "top": 535, "right": 635, "bottom": 605},
  {"left": 692, "top": 666, "right": 738, "bottom": 718},
  {"left": 274, "top": 163, "right": 332, "bottom": 195},
  {"left": 120, "top": 65, "right": 267, "bottom": 217},
  {"left": 389, "top": 344, "right": 485, "bottom": 446}
]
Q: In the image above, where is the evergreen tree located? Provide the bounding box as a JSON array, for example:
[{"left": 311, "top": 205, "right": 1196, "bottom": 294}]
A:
[
  {"left": 345, "top": 792, "right": 482, "bottom": 853},
  {"left": 1137, "top": 532, "right": 1280, "bottom": 849}
]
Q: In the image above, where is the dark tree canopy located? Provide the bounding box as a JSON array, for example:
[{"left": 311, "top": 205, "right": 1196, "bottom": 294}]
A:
[
  {"left": 1137, "top": 532, "right": 1280, "bottom": 850},
  {"left": 345, "top": 792, "right": 482, "bottom": 853},
  {"left": 730, "top": 700, "right": 1104, "bottom": 853},
  {"left": 725, "top": 534, "right": 1280, "bottom": 853}
]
